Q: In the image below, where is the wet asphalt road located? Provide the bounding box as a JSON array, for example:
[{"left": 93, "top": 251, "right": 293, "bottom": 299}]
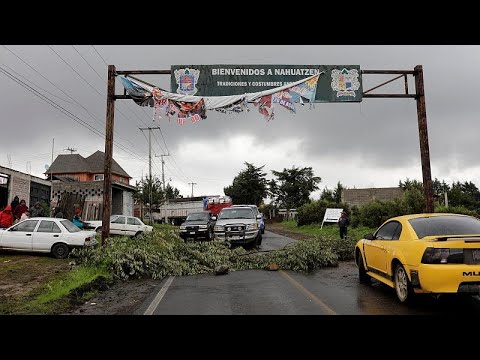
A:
[{"left": 134, "top": 231, "right": 480, "bottom": 315}]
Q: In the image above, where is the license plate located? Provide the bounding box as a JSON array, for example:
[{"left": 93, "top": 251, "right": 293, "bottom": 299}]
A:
[{"left": 190, "top": 232, "right": 196, "bottom": 235}]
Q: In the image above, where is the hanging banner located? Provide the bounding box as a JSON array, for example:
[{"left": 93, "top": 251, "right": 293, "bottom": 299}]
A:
[
  {"left": 171, "top": 65, "right": 362, "bottom": 102},
  {"left": 120, "top": 73, "right": 322, "bottom": 124}
]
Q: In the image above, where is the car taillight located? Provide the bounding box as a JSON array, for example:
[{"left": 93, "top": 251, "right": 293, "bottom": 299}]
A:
[{"left": 421, "top": 247, "right": 464, "bottom": 264}]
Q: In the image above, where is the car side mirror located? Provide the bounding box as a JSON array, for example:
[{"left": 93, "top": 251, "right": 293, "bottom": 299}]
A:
[
  {"left": 211, "top": 216, "right": 217, "bottom": 221},
  {"left": 364, "top": 233, "right": 375, "bottom": 240}
]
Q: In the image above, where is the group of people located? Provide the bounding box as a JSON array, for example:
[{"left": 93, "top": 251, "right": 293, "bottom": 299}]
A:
[{"left": 0, "top": 196, "right": 46, "bottom": 229}]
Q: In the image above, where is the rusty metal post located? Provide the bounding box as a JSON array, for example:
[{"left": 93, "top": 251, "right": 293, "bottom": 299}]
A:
[
  {"left": 102, "top": 65, "right": 116, "bottom": 245},
  {"left": 414, "top": 65, "right": 434, "bottom": 213}
]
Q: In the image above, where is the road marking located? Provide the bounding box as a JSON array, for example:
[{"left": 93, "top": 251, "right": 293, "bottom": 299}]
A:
[
  {"left": 144, "top": 276, "right": 175, "bottom": 315},
  {"left": 279, "top": 270, "right": 337, "bottom": 315}
]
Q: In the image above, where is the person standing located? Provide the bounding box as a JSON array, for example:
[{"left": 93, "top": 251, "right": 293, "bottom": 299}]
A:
[
  {"left": 10, "top": 196, "right": 19, "bottom": 213},
  {"left": 0, "top": 205, "right": 14, "bottom": 229},
  {"left": 13, "top": 199, "right": 28, "bottom": 221},
  {"left": 30, "top": 201, "right": 45, "bottom": 217},
  {"left": 338, "top": 211, "right": 349, "bottom": 239}
]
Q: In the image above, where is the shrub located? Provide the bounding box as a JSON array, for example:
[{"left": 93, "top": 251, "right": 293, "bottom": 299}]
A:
[
  {"left": 297, "top": 200, "right": 350, "bottom": 226},
  {"left": 72, "top": 228, "right": 346, "bottom": 280},
  {"left": 434, "top": 205, "right": 478, "bottom": 217}
]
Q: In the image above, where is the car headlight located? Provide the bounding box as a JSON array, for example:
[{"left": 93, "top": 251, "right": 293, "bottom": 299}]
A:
[
  {"left": 247, "top": 223, "right": 258, "bottom": 230},
  {"left": 180, "top": 225, "right": 186, "bottom": 230},
  {"left": 214, "top": 225, "right": 224, "bottom": 232},
  {"left": 198, "top": 225, "right": 208, "bottom": 229}
]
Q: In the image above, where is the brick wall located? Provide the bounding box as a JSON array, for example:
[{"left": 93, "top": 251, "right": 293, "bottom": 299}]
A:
[{"left": 342, "top": 187, "right": 404, "bottom": 207}]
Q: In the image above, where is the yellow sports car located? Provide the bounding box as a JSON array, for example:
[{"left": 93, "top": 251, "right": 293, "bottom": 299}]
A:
[{"left": 355, "top": 213, "right": 480, "bottom": 303}]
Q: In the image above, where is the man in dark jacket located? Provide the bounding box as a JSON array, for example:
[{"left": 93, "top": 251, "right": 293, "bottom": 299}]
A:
[
  {"left": 338, "top": 211, "right": 349, "bottom": 239},
  {"left": 10, "top": 196, "right": 19, "bottom": 213},
  {"left": 30, "top": 202, "right": 45, "bottom": 217}
]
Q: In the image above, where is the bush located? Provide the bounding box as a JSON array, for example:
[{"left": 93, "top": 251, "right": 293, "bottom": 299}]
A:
[
  {"left": 72, "top": 228, "right": 347, "bottom": 280},
  {"left": 434, "top": 205, "right": 478, "bottom": 217},
  {"left": 297, "top": 200, "right": 350, "bottom": 226}
]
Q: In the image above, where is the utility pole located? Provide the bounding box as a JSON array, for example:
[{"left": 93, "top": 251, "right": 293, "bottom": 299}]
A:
[
  {"left": 156, "top": 153, "right": 170, "bottom": 223},
  {"left": 139, "top": 127, "right": 161, "bottom": 224},
  {"left": 188, "top": 182, "right": 197, "bottom": 198},
  {"left": 414, "top": 65, "right": 434, "bottom": 213},
  {"left": 102, "top": 64, "right": 115, "bottom": 246},
  {"left": 51, "top": 138, "right": 54, "bottom": 165}
]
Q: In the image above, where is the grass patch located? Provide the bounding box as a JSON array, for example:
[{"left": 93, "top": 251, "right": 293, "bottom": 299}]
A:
[
  {"left": 278, "top": 220, "right": 375, "bottom": 241},
  {"left": 5, "top": 266, "right": 111, "bottom": 315},
  {"left": 32, "top": 266, "right": 110, "bottom": 305}
]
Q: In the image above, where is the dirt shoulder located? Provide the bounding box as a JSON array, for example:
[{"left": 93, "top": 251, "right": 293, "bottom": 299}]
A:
[
  {"left": 64, "top": 278, "right": 159, "bottom": 315},
  {"left": 0, "top": 252, "right": 70, "bottom": 314}
]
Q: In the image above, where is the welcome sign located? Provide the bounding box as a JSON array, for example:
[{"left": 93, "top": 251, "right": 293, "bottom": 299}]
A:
[{"left": 171, "top": 65, "right": 362, "bottom": 102}]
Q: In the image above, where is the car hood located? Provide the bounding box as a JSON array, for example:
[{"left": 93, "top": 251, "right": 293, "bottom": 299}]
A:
[
  {"left": 215, "top": 218, "right": 257, "bottom": 226},
  {"left": 183, "top": 220, "right": 209, "bottom": 225}
]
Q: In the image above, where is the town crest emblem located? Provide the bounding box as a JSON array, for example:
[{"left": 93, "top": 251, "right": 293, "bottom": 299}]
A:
[
  {"left": 331, "top": 68, "right": 360, "bottom": 97},
  {"left": 174, "top": 68, "right": 200, "bottom": 95}
]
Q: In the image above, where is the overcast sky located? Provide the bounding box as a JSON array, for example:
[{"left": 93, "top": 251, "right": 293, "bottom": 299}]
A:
[{"left": 1, "top": 45, "right": 479, "bottom": 200}]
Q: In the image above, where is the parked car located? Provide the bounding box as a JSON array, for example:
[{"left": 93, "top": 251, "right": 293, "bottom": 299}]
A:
[
  {"left": 232, "top": 204, "right": 265, "bottom": 234},
  {"left": 179, "top": 212, "right": 215, "bottom": 241},
  {"left": 355, "top": 213, "right": 480, "bottom": 303},
  {"left": 86, "top": 215, "right": 153, "bottom": 237},
  {"left": 0, "top": 217, "right": 96, "bottom": 259},
  {"left": 214, "top": 206, "right": 262, "bottom": 248}
]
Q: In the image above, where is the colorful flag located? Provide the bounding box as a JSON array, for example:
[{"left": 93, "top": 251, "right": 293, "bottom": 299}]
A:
[
  {"left": 289, "top": 74, "right": 319, "bottom": 106},
  {"left": 254, "top": 95, "right": 274, "bottom": 121},
  {"left": 272, "top": 90, "right": 296, "bottom": 114}
]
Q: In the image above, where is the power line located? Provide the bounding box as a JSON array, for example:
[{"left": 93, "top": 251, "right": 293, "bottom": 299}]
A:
[
  {"left": 48, "top": 45, "right": 105, "bottom": 98},
  {"left": 91, "top": 45, "right": 108, "bottom": 66},
  {"left": 46, "top": 45, "right": 149, "bottom": 156},
  {"left": 3, "top": 45, "right": 147, "bottom": 159},
  {"left": 0, "top": 65, "right": 148, "bottom": 164},
  {"left": 0, "top": 61, "right": 75, "bottom": 106},
  {"left": 71, "top": 45, "right": 106, "bottom": 83},
  {"left": 88, "top": 45, "right": 153, "bottom": 129}
]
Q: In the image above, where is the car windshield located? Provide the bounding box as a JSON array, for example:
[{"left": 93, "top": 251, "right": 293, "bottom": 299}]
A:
[
  {"left": 110, "top": 215, "right": 118, "bottom": 222},
  {"left": 218, "top": 208, "right": 254, "bottom": 219},
  {"left": 409, "top": 215, "right": 480, "bottom": 239},
  {"left": 186, "top": 213, "right": 209, "bottom": 221},
  {"left": 60, "top": 219, "right": 81, "bottom": 233}
]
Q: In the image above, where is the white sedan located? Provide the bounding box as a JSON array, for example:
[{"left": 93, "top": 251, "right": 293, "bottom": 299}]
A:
[
  {"left": 0, "top": 217, "right": 97, "bottom": 259},
  {"left": 86, "top": 215, "right": 153, "bottom": 237}
]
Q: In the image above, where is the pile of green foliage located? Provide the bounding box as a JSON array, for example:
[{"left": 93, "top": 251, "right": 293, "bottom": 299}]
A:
[{"left": 72, "top": 229, "right": 342, "bottom": 280}]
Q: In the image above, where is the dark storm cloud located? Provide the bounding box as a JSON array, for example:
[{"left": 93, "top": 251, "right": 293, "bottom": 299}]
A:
[{"left": 1, "top": 45, "right": 479, "bottom": 196}]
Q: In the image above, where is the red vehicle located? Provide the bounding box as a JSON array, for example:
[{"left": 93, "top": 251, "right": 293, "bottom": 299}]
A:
[{"left": 204, "top": 196, "right": 233, "bottom": 216}]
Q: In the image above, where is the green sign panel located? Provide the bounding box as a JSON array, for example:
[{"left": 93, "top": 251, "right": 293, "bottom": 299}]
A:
[{"left": 170, "top": 65, "right": 362, "bottom": 102}]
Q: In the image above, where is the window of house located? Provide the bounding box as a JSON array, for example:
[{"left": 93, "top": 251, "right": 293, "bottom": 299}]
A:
[{"left": 94, "top": 174, "right": 104, "bottom": 181}]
